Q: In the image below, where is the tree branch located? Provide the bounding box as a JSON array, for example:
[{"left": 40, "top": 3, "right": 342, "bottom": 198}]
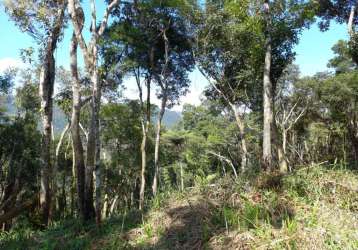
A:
[{"left": 98, "top": 0, "right": 121, "bottom": 37}]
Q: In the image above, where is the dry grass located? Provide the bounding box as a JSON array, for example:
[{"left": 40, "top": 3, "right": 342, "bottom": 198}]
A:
[{"left": 120, "top": 165, "right": 358, "bottom": 250}]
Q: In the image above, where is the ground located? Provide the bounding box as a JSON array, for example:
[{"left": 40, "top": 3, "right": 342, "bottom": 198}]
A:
[{"left": 1, "top": 165, "right": 358, "bottom": 250}]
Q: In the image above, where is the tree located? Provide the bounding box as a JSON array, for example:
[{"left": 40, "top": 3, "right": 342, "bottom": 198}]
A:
[
  {"left": 275, "top": 64, "right": 307, "bottom": 172},
  {"left": 196, "top": 0, "right": 263, "bottom": 172},
  {"left": 150, "top": 1, "right": 195, "bottom": 196},
  {"left": 100, "top": 101, "right": 143, "bottom": 215},
  {"left": 68, "top": 0, "right": 120, "bottom": 222},
  {"left": 102, "top": 0, "right": 195, "bottom": 206},
  {"left": 4, "top": 0, "right": 66, "bottom": 225},
  {"left": 0, "top": 70, "right": 15, "bottom": 95},
  {"left": 260, "top": 0, "right": 314, "bottom": 171},
  {"left": 316, "top": 1, "right": 358, "bottom": 64},
  {"left": 0, "top": 70, "right": 41, "bottom": 230},
  {"left": 328, "top": 40, "right": 356, "bottom": 74}
]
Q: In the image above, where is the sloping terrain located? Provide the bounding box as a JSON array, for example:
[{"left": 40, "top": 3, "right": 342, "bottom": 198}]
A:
[
  {"left": 123, "top": 166, "right": 358, "bottom": 249},
  {"left": 1, "top": 165, "right": 358, "bottom": 250}
]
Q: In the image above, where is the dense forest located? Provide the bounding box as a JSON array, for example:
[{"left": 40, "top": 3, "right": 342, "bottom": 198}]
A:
[{"left": 0, "top": 0, "right": 358, "bottom": 249}]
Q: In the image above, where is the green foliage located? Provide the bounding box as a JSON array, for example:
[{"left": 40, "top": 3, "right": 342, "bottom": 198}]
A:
[
  {"left": 0, "top": 69, "right": 15, "bottom": 95},
  {"left": 3, "top": 0, "right": 65, "bottom": 44},
  {"left": 328, "top": 40, "right": 356, "bottom": 74}
]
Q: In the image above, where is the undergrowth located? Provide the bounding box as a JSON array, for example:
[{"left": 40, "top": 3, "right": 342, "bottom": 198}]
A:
[{"left": 1, "top": 164, "right": 357, "bottom": 250}]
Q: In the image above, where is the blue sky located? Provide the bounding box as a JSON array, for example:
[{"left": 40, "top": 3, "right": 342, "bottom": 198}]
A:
[{"left": 0, "top": 3, "right": 349, "bottom": 109}]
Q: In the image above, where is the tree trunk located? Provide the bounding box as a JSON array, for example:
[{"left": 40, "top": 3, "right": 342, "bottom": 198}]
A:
[
  {"left": 70, "top": 33, "right": 86, "bottom": 220},
  {"left": 283, "top": 130, "right": 287, "bottom": 154},
  {"left": 102, "top": 193, "right": 108, "bottom": 219},
  {"left": 231, "top": 104, "right": 248, "bottom": 171},
  {"left": 139, "top": 77, "right": 151, "bottom": 210},
  {"left": 180, "top": 162, "right": 184, "bottom": 192},
  {"left": 38, "top": 4, "right": 65, "bottom": 226},
  {"left": 109, "top": 195, "right": 119, "bottom": 216},
  {"left": 278, "top": 129, "right": 288, "bottom": 173},
  {"left": 52, "top": 123, "right": 70, "bottom": 217},
  {"left": 94, "top": 119, "right": 101, "bottom": 224},
  {"left": 152, "top": 95, "right": 167, "bottom": 196},
  {"left": 139, "top": 124, "right": 147, "bottom": 210},
  {"left": 262, "top": 1, "right": 273, "bottom": 171},
  {"left": 39, "top": 42, "right": 56, "bottom": 226}
]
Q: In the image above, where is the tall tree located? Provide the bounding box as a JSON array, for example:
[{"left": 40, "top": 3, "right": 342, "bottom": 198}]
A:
[
  {"left": 262, "top": 0, "right": 273, "bottom": 170},
  {"left": 4, "top": 0, "right": 66, "bottom": 225},
  {"left": 150, "top": 2, "right": 195, "bottom": 196},
  {"left": 196, "top": 0, "right": 263, "bottom": 171},
  {"left": 102, "top": 0, "right": 195, "bottom": 204},
  {"left": 260, "top": 0, "right": 314, "bottom": 171},
  {"left": 68, "top": 0, "right": 120, "bottom": 222}
]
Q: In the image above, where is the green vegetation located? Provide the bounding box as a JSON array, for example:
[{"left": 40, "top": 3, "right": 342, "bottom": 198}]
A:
[
  {"left": 1, "top": 0, "right": 358, "bottom": 249},
  {"left": 1, "top": 165, "right": 357, "bottom": 249}
]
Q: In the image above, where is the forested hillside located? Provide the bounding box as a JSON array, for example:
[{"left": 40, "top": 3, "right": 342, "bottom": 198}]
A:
[
  {"left": 1, "top": 96, "right": 181, "bottom": 133},
  {"left": 0, "top": 0, "right": 358, "bottom": 249}
]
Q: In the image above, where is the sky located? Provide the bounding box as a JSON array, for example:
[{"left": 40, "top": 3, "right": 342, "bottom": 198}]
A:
[{"left": 0, "top": 2, "right": 349, "bottom": 111}]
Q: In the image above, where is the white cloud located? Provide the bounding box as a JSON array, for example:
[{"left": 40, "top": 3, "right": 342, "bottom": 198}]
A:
[{"left": 0, "top": 58, "right": 23, "bottom": 73}]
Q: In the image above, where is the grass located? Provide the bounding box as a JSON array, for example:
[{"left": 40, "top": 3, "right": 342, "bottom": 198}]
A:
[
  {"left": 1, "top": 164, "right": 358, "bottom": 249},
  {"left": 0, "top": 211, "right": 142, "bottom": 250}
]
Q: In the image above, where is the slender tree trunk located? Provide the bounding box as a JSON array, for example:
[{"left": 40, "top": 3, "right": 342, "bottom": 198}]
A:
[
  {"left": 152, "top": 95, "right": 167, "bottom": 196},
  {"left": 283, "top": 130, "right": 287, "bottom": 154},
  {"left": 109, "top": 195, "right": 119, "bottom": 216},
  {"left": 139, "top": 77, "right": 151, "bottom": 210},
  {"left": 231, "top": 104, "right": 248, "bottom": 171},
  {"left": 68, "top": 0, "right": 120, "bottom": 222},
  {"left": 139, "top": 123, "right": 148, "bottom": 210},
  {"left": 94, "top": 119, "right": 101, "bottom": 224},
  {"left": 262, "top": 1, "right": 273, "bottom": 171},
  {"left": 180, "top": 162, "right": 184, "bottom": 192},
  {"left": 84, "top": 67, "right": 99, "bottom": 221},
  {"left": 52, "top": 123, "right": 70, "bottom": 217},
  {"left": 38, "top": 4, "right": 65, "bottom": 226},
  {"left": 102, "top": 193, "right": 108, "bottom": 219},
  {"left": 70, "top": 33, "right": 86, "bottom": 220},
  {"left": 278, "top": 128, "right": 288, "bottom": 173},
  {"left": 39, "top": 42, "right": 56, "bottom": 226}
]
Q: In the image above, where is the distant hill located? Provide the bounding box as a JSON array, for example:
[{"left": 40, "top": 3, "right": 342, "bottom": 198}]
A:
[
  {"left": 2, "top": 95, "right": 68, "bottom": 134},
  {"left": 1, "top": 96, "right": 181, "bottom": 133},
  {"left": 162, "top": 110, "right": 181, "bottom": 128}
]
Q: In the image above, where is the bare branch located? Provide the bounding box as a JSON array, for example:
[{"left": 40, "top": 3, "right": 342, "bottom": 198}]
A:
[
  {"left": 68, "top": 0, "right": 90, "bottom": 66},
  {"left": 207, "top": 151, "right": 238, "bottom": 179},
  {"left": 98, "top": 0, "right": 121, "bottom": 37},
  {"left": 198, "top": 66, "right": 233, "bottom": 106},
  {"left": 348, "top": 5, "right": 356, "bottom": 37}
]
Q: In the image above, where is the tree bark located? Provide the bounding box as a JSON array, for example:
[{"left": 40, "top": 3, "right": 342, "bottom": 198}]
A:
[
  {"left": 152, "top": 95, "right": 167, "bottom": 196},
  {"left": 139, "top": 129, "right": 147, "bottom": 210},
  {"left": 70, "top": 32, "right": 86, "bottom": 220},
  {"left": 68, "top": 0, "right": 119, "bottom": 222},
  {"left": 139, "top": 77, "right": 151, "bottom": 210},
  {"left": 84, "top": 67, "right": 99, "bottom": 221},
  {"left": 39, "top": 5, "right": 65, "bottom": 225},
  {"left": 180, "top": 162, "right": 184, "bottom": 191},
  {"left": 52, "top": 123, "right": 70, "bottom": 217},
  {"left": 231, "top": 104, "right": 248, "bottom": 171},
  {"left": 278, "top": 129, "right": 288, "bottom": 173},
  {"left": 262, "top": 1, "right": 273, "bottom": 171}
]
